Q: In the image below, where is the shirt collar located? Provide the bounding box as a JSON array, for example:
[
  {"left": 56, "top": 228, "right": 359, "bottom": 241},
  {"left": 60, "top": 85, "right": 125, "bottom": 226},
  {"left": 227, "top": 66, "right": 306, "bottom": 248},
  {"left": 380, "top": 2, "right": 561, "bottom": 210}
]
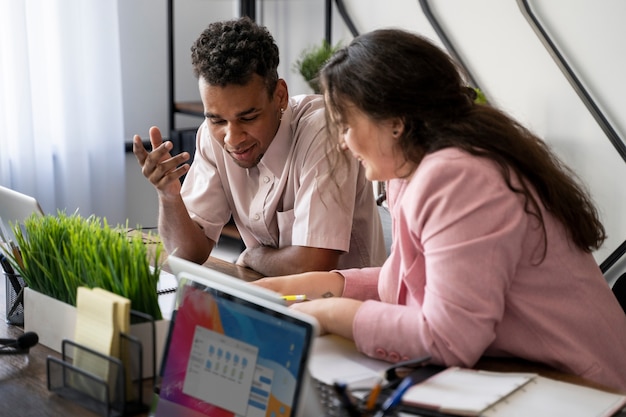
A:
[{"left": 258, "top": 102, "right": 293, "bottom": 177}]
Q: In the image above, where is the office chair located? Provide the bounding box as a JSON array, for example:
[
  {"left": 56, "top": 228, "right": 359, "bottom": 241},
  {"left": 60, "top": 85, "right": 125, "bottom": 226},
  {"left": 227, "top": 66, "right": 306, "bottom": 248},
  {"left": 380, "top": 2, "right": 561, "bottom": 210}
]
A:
[
  {"left": 376, "top": 182, "right": 392, "bottom": 257},
  {"left": 611, "top": 272, "right": 626, "bottom": 315},
  {"left": 377, "top": 205, "right": 392, "bottom": 257}
]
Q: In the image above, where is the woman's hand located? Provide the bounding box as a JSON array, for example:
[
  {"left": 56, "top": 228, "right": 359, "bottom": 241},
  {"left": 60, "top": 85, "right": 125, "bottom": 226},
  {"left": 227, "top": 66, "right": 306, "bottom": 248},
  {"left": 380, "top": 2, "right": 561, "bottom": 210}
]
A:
[
  {"left": 290, "top": 297, "right": 362, "bottom": 339},
  {"left": 252, "top": 271, "right": 346, "bottom": 300},
  {"left": 252, "top": 271, "right": 361, "bottom": 339}
]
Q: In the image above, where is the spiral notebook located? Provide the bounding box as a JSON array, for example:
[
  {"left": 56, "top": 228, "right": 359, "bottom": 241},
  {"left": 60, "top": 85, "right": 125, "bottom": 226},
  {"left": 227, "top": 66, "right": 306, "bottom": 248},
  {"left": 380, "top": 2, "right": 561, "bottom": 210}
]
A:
[{"left": 400, "top": 367, "right": 626, "bottom": 417}]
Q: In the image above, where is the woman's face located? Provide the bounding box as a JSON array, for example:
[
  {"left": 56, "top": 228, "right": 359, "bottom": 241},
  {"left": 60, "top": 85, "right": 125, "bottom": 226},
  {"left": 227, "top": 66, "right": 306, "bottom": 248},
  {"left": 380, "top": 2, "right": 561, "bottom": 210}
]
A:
[{"left": 335, "top": 104, "right": 404, "bottom": 181}]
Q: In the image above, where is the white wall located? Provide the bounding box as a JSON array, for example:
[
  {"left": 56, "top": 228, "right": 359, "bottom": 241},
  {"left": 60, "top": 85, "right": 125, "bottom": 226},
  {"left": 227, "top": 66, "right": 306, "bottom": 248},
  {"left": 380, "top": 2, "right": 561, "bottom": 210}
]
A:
[{"left": 120, "top": 0, "right": 626, "bottom": 282}]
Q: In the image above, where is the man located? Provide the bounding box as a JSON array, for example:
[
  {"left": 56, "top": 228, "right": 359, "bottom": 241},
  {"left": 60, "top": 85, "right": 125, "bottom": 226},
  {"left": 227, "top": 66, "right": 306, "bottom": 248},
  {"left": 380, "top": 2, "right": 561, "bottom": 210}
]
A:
[{"left": 133, "top": 17, "right": 386, "bottom": 276}]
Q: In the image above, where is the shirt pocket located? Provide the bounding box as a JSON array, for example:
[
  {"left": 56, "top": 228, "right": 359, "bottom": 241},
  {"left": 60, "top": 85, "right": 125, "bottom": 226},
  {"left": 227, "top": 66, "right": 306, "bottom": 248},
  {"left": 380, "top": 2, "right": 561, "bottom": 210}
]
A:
[{"left": 276, "top": 209, "right": 295, "bottom": 248}]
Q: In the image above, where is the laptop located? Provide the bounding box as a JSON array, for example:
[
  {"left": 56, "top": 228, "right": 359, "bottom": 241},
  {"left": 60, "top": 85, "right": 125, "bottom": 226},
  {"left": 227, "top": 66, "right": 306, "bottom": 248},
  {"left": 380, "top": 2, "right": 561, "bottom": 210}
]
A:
[
  {"left": 0, "top": 185, "right": 44, "bottom": 242},
  {"left": 151, "top": 271, "right": 320, "bottom": 417},
  {"left": 167, "top": 254, "right": 286, "bottom": 305}
]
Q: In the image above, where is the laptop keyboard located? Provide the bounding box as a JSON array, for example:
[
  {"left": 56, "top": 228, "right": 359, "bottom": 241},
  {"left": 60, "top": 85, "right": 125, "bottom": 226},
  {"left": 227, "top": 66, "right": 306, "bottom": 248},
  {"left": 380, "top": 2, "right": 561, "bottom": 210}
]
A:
[
  {"left": 313, "top": 378, "right": 353, "bottom": 417},
  {"left": 311, "top": 377, "right": 380, "bottom": 417}
]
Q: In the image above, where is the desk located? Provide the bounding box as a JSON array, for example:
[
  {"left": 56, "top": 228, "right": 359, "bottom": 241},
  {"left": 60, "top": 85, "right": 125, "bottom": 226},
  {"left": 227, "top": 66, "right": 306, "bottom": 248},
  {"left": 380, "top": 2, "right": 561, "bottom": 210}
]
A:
[
  {"left": 0, "top": 256, "right": 618, "bottom": 416},
  {"left": 194, "top": 254, "right": 262, "bottom": 282}
]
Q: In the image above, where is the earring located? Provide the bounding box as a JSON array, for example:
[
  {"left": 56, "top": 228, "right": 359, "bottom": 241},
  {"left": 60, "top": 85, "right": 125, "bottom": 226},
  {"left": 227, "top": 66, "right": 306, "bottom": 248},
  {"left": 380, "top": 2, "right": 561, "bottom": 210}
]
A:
[{"left": 279, "top": 108, "right": 285, "bottom": 121}]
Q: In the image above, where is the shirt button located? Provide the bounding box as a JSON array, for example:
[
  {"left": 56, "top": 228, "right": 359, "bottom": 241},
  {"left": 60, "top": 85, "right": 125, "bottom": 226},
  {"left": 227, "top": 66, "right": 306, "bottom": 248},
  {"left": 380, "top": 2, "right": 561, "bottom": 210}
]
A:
[
  {"left": 253, "top": 214, "right": 260, "bottom": 221},
  {"left": 389, "top": 352, "right": 400, "bottom": 362},
  {"left": 375, "top": 348, "right": 387, "bottom": 358},
  {"left": 263, "top": 176, "right": 270, "bottom": 183}
]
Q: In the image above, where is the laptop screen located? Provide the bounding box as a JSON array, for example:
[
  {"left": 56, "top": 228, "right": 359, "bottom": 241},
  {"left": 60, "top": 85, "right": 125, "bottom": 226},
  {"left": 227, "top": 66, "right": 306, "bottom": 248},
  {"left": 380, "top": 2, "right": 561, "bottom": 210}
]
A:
[
  {"left": 153, "top": 272, "right": 317, "bottom": 417},
  {"left": 0, "top": 185, "right": 43, "bottom": 242}
]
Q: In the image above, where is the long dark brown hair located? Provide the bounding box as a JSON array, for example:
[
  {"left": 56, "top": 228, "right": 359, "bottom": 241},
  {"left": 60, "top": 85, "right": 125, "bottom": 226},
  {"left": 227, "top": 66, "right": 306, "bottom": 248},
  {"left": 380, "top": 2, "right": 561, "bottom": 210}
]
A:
[{"left": 320, "top": 28, "right": 605, "bottom": 255}]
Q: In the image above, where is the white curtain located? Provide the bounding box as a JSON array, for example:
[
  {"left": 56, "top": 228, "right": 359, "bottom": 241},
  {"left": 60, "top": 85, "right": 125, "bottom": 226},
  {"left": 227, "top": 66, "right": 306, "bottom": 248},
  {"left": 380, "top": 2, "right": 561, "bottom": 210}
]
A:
[{"left": 0, "top": 0, "right": 126, "bottom": 225}]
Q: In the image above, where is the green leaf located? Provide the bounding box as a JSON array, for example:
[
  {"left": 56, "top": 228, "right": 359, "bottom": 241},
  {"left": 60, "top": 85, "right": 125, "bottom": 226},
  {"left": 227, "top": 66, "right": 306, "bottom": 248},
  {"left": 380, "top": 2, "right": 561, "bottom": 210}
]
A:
[{"left": 293, "top": 40, "right": 342, "bottom": 94}]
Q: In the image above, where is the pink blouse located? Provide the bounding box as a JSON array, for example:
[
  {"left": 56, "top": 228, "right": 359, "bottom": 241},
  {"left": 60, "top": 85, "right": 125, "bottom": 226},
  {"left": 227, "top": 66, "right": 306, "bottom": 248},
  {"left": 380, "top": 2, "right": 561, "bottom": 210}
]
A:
[{"left": 340, "top": 148, "right": 626, "bottom": 392}]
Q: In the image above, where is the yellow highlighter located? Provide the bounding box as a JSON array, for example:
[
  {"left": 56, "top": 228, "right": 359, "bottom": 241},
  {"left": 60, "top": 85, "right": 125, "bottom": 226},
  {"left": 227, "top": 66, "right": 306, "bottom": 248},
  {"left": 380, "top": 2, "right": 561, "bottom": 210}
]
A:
[{"left": 281, "top": 294, "right": 308, "bottom": 302}]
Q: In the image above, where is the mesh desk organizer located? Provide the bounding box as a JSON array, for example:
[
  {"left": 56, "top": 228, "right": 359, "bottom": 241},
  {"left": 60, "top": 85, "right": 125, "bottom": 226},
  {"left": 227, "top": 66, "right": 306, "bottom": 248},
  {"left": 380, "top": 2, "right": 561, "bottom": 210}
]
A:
[
  {"left": 46, "top": 310, "right": 158, "bottom": 417},
  {"left": 1, "top": 253, "right": 25, "bottom": 326}
]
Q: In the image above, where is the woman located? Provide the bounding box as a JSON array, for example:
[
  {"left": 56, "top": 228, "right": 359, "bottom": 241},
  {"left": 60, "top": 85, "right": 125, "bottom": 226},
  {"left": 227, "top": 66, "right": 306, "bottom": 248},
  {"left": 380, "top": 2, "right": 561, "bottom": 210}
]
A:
[{"left": 253, "top": 28, "right": 626, "bottom": 392}]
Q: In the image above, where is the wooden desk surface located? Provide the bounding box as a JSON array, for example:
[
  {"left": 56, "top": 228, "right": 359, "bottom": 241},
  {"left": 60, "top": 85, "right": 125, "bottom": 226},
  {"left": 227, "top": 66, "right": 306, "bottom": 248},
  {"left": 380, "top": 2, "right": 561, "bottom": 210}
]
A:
[
  {"left": 196, "top": 255, "right": 263, "bottom": 282},
  {"left": 0, "top": 283, "right": 105, "bottom": 416},
  {"left": 0, "top": 255, "right": 618, "bottom": 416}
]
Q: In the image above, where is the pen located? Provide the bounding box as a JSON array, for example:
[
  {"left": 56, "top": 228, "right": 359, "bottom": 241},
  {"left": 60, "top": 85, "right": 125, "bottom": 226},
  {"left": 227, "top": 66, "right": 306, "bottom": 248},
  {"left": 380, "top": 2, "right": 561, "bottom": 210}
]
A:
[
  {"left": 281, "top": 294, "right": 307, "bottom": 302},
  {"left": 365, "top": 378, "right": 383, "bottom": 411},
  {"left": 0, "top": 253, "right": 15, "bottom": 274},
  {"left": 9, "top": 242, "right": 24, "bottom": 269},
  {"left": 373, "top": 373, "right": 416, "bottom": 417},
  {"left": 333, "top": 381, "right": 361, "bottom": 417}
]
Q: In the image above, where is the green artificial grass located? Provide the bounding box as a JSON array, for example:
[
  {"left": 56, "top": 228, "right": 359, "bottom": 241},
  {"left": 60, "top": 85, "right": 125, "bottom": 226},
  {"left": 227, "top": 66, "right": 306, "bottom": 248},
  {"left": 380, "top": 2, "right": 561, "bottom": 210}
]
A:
[{"left": 9, "top": 212, "right": 164, "bottom": 320}]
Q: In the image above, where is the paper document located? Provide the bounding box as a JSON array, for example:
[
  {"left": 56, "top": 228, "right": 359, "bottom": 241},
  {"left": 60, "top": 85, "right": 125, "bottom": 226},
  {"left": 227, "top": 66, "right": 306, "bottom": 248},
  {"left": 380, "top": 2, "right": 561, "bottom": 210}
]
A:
[{"left": 308, "top": 334, "right": 389, "bottom": 389}]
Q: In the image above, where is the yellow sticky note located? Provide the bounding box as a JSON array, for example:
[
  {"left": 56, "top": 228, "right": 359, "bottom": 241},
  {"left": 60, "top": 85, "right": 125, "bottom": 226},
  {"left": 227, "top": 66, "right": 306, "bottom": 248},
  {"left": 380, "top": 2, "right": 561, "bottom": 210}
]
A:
[
  {"left": 72, "top": 287, "right": 119, "bottom": 402},
  {"left": 92, "top": 288, "right": 130, "bottom": 359},
  {"left": 91, "top": 287, "right": 133, "bottom": 400}
]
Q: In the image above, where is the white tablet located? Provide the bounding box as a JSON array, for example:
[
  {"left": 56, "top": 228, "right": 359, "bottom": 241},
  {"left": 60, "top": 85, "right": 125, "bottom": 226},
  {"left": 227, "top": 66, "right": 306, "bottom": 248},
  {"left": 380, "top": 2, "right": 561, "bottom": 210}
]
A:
[
  {"left": 153, "top": 271, "right": 319, "bottom": 417},
  {"left": 167, "top": 254, "right": 286, "bottom": 305}
]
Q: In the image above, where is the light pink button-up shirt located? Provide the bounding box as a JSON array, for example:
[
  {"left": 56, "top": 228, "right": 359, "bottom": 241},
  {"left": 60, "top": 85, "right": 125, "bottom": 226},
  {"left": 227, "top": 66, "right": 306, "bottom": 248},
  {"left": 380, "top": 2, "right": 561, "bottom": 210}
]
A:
[
  {"left": 181, "top": 94, "right": 386, "bottom": 269},
  {"left": 341, "top": 147, "right": 626, "bottom": 392}
]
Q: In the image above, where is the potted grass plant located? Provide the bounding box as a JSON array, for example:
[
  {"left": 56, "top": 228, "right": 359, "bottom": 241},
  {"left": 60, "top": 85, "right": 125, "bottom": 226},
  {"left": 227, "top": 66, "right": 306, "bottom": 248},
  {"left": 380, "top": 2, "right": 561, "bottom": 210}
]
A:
[
  {"left": 3, "top": 211, "right": 169, "bottom": 380},
  {"left": 293, "top": 40, "right": 341, "bottom": 94},
  {"left": 8, "top": 211, "right": 164, "bottom": 320}
]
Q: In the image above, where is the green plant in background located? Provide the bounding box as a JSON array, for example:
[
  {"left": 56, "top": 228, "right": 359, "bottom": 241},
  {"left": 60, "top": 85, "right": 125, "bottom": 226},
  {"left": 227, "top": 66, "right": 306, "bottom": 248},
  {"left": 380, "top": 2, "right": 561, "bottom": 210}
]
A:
[
  {"left": 293, "top": 40, "right": 342, "bottom": 94},
  {"left": 473, "top": 87, "right": 488, "bottom": 105},
  {"left": 9, "top": 212, "right": 164, "bottom": 320}
]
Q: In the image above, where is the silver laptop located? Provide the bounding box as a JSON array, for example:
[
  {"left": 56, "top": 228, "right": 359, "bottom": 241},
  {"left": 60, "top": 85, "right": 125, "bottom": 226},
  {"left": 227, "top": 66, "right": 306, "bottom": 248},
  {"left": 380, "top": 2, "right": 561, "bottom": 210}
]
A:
[
  {"left": 152, "top": 271, "right": 320, "bottom": 417},
  {"left": 167, "top": 254, "right": 286, "bottom": 305},
  {"left": 0, "top": 185, "right": 44, "bottom": 242}
]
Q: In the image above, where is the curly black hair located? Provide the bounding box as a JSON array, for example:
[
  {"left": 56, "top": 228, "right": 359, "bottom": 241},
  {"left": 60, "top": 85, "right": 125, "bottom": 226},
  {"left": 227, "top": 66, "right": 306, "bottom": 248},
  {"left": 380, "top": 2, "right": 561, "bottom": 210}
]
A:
[{"left": 191, "top": 17, "right": 280, "bottom": 96}]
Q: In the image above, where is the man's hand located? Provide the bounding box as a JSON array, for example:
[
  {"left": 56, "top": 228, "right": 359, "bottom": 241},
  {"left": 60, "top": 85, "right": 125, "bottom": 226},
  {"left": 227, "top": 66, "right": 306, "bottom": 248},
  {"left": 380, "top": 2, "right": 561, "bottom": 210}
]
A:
[
  {"left": 133, "top": 126, "right": 190, "bottom": 198},
  {"left": 237, "top": 245, "right": 342, "bottom": 276}
]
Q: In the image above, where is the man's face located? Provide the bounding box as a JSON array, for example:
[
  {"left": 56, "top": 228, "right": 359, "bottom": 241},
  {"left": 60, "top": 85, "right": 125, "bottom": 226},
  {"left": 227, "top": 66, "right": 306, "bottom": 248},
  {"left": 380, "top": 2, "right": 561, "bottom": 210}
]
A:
[{"left": 199, "top": 75, "right": 286, "bottom": 169}]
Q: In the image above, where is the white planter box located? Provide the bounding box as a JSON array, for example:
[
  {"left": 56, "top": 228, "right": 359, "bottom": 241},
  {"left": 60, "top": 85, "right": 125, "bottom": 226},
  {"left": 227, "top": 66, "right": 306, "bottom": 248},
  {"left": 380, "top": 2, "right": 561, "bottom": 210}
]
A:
[{"left": 24, "top": 287, "right": 170, "bottom": 379}]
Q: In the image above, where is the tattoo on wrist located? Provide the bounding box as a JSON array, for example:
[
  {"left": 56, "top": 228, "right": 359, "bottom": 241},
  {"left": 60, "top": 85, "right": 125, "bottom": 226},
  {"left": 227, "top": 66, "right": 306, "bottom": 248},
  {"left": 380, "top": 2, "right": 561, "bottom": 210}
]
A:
[{"left": 322, "top": 291, "right": 334, "bottom": 298}]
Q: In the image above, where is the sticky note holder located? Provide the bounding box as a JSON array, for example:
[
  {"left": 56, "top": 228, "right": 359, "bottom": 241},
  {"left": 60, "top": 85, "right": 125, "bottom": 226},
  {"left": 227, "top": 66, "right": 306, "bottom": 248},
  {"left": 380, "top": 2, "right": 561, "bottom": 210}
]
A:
[{"left": 46, "top": 310, "right": 157, "bottom": 417}]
